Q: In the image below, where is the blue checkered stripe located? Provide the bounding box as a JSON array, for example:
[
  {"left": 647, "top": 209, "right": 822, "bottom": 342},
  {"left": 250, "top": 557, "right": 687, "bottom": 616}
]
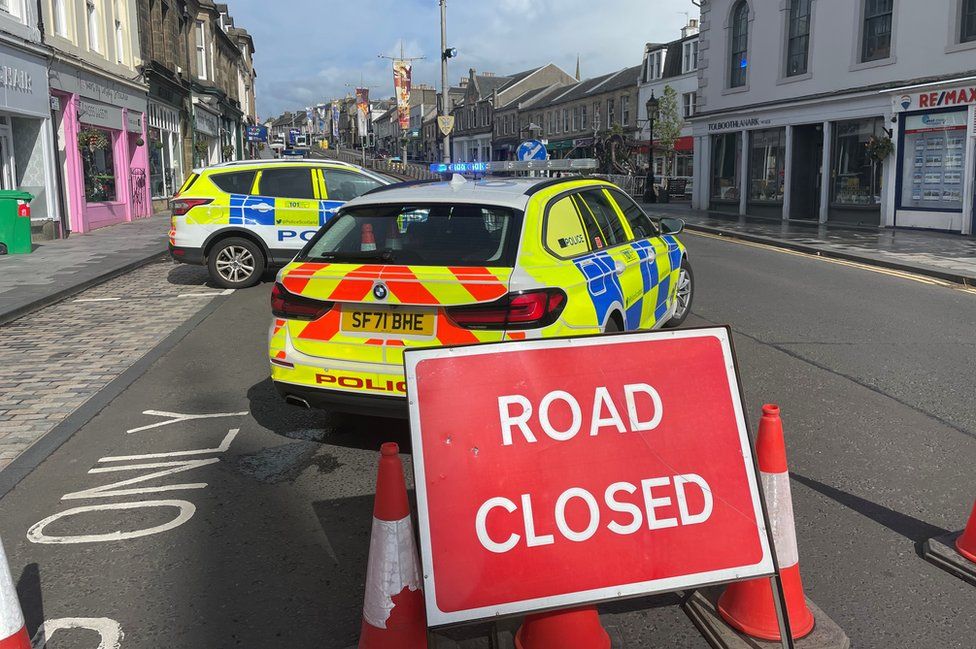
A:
[
  {"left": 229, "top": 194, "right": 276, "bottom": 226},
  {"left": 572, "top": 251, "right": 625, "bottom": 329},
  {"left": 319, "top": 200, "right": 344, "bottom": 226}
]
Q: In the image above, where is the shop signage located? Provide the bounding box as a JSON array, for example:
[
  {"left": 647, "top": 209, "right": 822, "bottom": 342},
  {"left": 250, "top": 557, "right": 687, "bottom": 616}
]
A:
[
  {"left": 706, "top": 116, "right": 773, "bottom": 132},
  {"left": 405, "top": 328, "right": 774, "bottom": 626},
  {"left": 0, "top": 42, "right": 49, "bottom": 117},
  {"left": 49, "top": 62, "right": 146, "bottom": 113},
  {"left": 245, "top": 125, "right": 268, "bottom": 142},
  {"left": 125, "top": 112, "right": 143, "bottom": 133},
  {"left": 78, "top": 98, "right": 122, "bottom": 130},
  {"left": 194, "top": 106, "right": 219, "bottom": 137},
  {"left": 894, "top": 85, "right": 976, "bottom": 113}
]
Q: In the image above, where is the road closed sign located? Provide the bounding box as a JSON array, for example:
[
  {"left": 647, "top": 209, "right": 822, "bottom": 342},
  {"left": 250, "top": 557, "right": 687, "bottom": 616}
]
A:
[{"left": 405, "top": 327, "right": 775, "bottom": 626}]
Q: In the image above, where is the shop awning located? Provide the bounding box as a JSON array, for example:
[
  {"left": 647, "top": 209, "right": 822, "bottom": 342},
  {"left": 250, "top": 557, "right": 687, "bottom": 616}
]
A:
[{"left": 635, "top": 135, "right": 694, "bottom": 154}]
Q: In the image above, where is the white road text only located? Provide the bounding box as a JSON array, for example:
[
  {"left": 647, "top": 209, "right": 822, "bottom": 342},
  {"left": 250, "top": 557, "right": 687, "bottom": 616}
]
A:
[
  {"left": 479, "top": 384, "right": 712, "bottom": 553},
  {"left": 27, "top": 411, "right": 242, "bottom": 544}
]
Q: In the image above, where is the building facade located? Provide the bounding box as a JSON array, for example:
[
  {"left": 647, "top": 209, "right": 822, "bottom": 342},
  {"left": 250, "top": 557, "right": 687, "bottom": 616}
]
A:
[
  {"left": 0, "top": 0, "right": 62, "bottom": 239},
  {"left": 43, "top": 0, "right": 151, "bottom": 234},
  {"left": 692, "top": 0, "right": 976, "bottom": 234}
]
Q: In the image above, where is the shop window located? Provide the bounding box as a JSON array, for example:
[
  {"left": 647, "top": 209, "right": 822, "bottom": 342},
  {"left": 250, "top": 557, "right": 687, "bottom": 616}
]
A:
[
  {"left": 608, "top": 189, "right": 659, "bottom": 240},
  {"left": 80, "top": 127, "right": 116, "bottom": 202},
  {"left": 674, "top": 154, "right": 694, "bottom": 178},
  {"left": 899, "top": 109, "right": 968, "bottom": 211},
  {"left": 861, "top": 0, "right": 892, "bottom": 62},
  {"left": 544, "top": 195, "right": 590, "bottom": 258},
  {"left": 211, "top": 170, "right": 257, "bottom": 195},
  {"left": 710, "top": 132, "right": 741, "bottom": 200},
  {"left": 729, "top": 0, "right": 749, "bottom": 87},
  {"left": 748, "top": 128, "right": 786, "bottom": 203},
  {"left": 832, "top": 117, "right": 883, "bottom": 206},
  {"left": 786, "top": 0, "right": 811, "bottom": 76},
  {"left": 963, "top": 0, "right": 976, "bottom": 43},
  {"left": 259, "top": 167, "right": 314, "bottom": 199},
  {"left": 322, "top": 169, "right": 383, "bottom": 201}
]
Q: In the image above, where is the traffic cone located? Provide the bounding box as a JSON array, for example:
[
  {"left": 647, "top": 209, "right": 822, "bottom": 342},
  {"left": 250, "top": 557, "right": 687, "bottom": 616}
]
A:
[
  {"left": 0, "top": 537, "right": 30, "bottom": 649},
  {"left": 361, "top": 223, "right": 377, "bottom": 252},
  {"left": 955, "top": 501, "right": 976, "bottom": 563},
  {"left": 359, "top": 442, "right": 427, "bottom": 649},
  {"left": 515, "top": 607, "right": 610, "bottom": 649},
  {"left": 388, "top": 220, "right": 403, "bottom": 251},
  {"left": 717, "top": 404, "right": 815, "bottom": 641}
]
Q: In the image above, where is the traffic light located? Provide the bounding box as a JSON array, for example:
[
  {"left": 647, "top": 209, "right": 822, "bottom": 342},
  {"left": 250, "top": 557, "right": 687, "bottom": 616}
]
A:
[{"left": 367, "top": 133, "right": 376, "bottom": 148}]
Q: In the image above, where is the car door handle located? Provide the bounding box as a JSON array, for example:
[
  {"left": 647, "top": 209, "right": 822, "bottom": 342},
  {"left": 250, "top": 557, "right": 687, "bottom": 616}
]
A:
[{"left": 254, "top": 202, "right": 272, "bottom": 212}]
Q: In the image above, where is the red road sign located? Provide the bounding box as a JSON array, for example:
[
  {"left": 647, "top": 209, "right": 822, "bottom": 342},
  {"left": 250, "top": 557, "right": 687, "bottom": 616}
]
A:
[{"left": 405, "top": 327, "right": 775, "bottom": 626}]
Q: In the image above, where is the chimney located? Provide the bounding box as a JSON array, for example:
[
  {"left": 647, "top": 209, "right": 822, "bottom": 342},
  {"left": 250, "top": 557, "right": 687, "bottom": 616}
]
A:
[{"left": 681, "top": 18, "right": 700, "bottom": 38}]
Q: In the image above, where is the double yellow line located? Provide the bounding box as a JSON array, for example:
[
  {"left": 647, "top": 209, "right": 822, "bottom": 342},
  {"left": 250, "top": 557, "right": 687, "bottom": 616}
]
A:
[{"left": 687, "top": 230, "right": 976, "bottom": 295}]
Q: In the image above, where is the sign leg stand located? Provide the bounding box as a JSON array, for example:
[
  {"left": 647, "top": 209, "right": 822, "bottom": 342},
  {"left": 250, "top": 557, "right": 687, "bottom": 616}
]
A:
[{"left": 769, "top": 574, "right": 796, "bottom": 649}]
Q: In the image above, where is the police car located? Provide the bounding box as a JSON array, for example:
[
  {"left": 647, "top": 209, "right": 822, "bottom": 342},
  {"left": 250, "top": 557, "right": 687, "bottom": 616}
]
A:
[
  {"left": 268, "top": 160, "right": 694, "bottom": 416},
  {"left": 168, "top": 159, "right": 394, "bottom": 288}
]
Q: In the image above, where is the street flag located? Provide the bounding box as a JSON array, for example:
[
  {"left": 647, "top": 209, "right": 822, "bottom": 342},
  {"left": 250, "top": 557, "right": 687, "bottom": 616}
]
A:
[
  {"left": 331, "top": 101, "right": 340, "bottom": 139},
  {"left": 356, "top": 87, "right": 370, "bottom": 137},
  {"left": 393, "top": 59, "right": 412, "bottom": 130}
]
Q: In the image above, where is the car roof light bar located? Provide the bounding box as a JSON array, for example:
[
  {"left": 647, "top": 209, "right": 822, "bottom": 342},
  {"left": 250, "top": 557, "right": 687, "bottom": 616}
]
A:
[{"left": 428, "top": 159, "right": 598, "bottom": 175}]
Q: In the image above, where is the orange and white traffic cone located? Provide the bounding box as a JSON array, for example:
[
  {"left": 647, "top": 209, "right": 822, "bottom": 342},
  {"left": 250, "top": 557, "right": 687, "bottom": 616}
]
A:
[
  {"left": 0, "top": 537, "right": 29, "bottom": 649},
  {"left": 361, "top": 223, "right": 377, "bottom": 252},
  {"left": 955, "top": 501, "right": 976, "bottom": 563},
  {"left": 515, "top": 607, "right": 610, "bottom": 649},
  {"left": 358, "top": 442, "right": 427, "bottom": 649},
  {"left": 717, "top": 404, "right": 815, "bottom": 641}
]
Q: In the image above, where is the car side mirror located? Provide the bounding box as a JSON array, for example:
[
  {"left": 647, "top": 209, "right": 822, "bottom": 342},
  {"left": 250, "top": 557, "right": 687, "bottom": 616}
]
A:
[{"left": 660, "top": 217, "right": 684, "bottom": 235}]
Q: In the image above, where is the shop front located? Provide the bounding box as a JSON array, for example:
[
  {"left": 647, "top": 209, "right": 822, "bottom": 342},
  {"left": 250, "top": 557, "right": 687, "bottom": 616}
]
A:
[
  {"left": 148, "top": 101, "right": 185, "bottom": 211},
  {"left": 0, "top": 41, "right": 60, "bottom": 238},
  {"left": 50, "top": 63, "right": 149, "bottom": 233},
  {"left": 890, "top": 83, "right": 976, "bottom": 235},
  {"left": 192, "top": 100, "right": 220, "bottom": 167}
]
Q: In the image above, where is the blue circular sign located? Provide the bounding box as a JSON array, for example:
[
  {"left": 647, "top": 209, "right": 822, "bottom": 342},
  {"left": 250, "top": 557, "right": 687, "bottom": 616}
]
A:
[{"left": 517, "top": 140, "right": 548, "bottom": 162}]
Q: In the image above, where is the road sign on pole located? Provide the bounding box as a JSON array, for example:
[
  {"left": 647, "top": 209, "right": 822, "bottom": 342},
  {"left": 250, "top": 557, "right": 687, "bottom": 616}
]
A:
[
  {"left": 405, "top": 327, "right": 776, "bottom": 627},
  {"left": 517, "top": 139, "right": 548, "bottom": 161}
]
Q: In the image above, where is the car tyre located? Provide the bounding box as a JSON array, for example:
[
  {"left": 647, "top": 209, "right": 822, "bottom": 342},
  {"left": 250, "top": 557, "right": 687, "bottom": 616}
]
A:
[
  {"left": 664, "top": 258, "right": 694, "bottom": 328},
  {"left": 604, "top": 315, "right": 623, "bottom": 333},
  {"left": 208, "top": 237, "right": 265, "bottom": 289}
]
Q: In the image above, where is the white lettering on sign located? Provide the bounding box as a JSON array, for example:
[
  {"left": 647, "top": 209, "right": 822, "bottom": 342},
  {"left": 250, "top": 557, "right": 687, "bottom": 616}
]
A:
[
  {"left": 0, "top": 66, "right": 31, "bottom": 94},
  {"left": 474, "top": 474, "right": 713, "bottom": 553},
  {"left": 31, "top": 617, "right": 124, "bottom": 648},
  {"left": 497, "top": 384, "right": 663, "bottom": 445}
]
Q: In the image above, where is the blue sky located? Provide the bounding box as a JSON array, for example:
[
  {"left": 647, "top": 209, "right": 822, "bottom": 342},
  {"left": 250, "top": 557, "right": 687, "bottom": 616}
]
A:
[{"left": 228, "top": 0, "right": 698, "bottom": 119}]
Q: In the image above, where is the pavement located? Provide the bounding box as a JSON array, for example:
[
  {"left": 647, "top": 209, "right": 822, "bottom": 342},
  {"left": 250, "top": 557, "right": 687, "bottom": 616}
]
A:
[
  {"left": 642, "top": 202, "right": 976, "bottom": 285},
  {"left": 0, "top": 234, "right": 973, "bottom": 647},
  {"left": 0, "top": 216, "right": 170, "bottom": 325}
]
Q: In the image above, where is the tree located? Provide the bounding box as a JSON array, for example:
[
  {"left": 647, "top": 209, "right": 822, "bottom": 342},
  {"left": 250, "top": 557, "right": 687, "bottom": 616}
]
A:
[{"left": 655, "top": 84, "right": 684, "bottom": 179}]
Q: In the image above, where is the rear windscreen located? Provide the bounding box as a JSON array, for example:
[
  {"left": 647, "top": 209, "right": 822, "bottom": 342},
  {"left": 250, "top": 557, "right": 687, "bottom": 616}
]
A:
[{"left": 299, "top": 203, "right": 522, "bottom": 267}]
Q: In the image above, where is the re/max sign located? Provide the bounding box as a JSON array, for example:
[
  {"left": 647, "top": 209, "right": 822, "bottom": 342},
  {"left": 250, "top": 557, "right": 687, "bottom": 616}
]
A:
[{"left": 918, "top": 87, "right": 976, "bottom": 109}]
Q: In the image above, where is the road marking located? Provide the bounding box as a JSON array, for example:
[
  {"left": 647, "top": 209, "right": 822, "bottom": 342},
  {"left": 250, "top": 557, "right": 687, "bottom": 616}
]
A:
[
  {"left": 178, "top": 288, "right": 235, "bottom": 297},
  {"left": 101, "top": 428, "right": 239, "bottom": 461},
  {"left": 127, "top": 409, "right": 248, "bottom": 434},
  {"left": 63, "top": 458, "right": 219, "bottom": 500},
  {"left": 32, "top": 617, "right": 123, "bottom": 648},
  {"left": 27, "top": 500, "right": 196, "bottom": 544},
  {"left": 73, "top": 297, "right": 121, "bottom": 303},
  {"left": 687, "top": 230, "right": 976, "bottom": 294}
]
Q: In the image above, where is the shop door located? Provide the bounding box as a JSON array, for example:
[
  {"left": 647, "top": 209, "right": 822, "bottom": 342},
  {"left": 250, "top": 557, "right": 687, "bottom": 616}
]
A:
[
  {"left": 0, "top": 123, "right": 16, "bottom": 191},
  {"left": 789, "top": 125, "right": 822, "bottom": 220}
]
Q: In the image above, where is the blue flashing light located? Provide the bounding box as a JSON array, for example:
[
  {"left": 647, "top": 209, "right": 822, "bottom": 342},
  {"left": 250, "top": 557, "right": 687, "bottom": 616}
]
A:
[
  {"left": 429, "top": 162, "right": 490, "bottom": 174},
  {"left": 740, "top": 58, "right": 748, "bottom": 69},
  {"left": 430, "top": 163, "right": 448, "bottom": 173}
]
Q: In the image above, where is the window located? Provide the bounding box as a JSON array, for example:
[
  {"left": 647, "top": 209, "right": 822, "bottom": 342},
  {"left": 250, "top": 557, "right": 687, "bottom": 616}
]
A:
[
  {"left": 211, "top": 170, "right": 256, "bottom": 195},
  {"left": 195, "top": 21, "right": 207, "bottom": 80},
  {"left": 563, "top": 109, "right": 569, "bottom": 132},
  {"left": 114, "top": 0, "right": 124, "bottom": 64},
  {"left": 606, "top": 98, "right": 615, "bottom": 128},
  {"left": 322, "top": 169, "right": 384, "bottom": 201},
  {"left": 646, "top": 50, "right": 664, "bottom": 81},
  {"left": 80, "top": 127, "right": 116, "bottom": 202},
  {"left": 621, "top": 96, "right": 630, "bottom": 125},
  {"left": 572, "top": 106, "right": 578, "bottom": 132},
  {"left": 786, "top": 0, "right": 811, "bottom": 76},
  {"left": 581, "top": 105, "right": 587, "bottom": 131},
  {"left": 0, "top": 0, "right": 20, "bottom": 17},
  {"left": 53, "top": 0, "right": 68, "bottom": 36},
  {"left": 730, "top": 0, "right": 749, "bottom": 87},
  {"left": 899, "top": 109, "right": 967, "bottom": 210},
  {"left": 963, "top": 0, "right": 976, "bottom": 42},
  {"left": 832, "top": 117, "right": 884, "bottom": 206},
  {"left": 258, "top": 167, "right": 314, "bottom": 199},
  {"left": 608, "top": 189, "right": 659, "bottom": 239},
  {"left": 861, "top": 0, "right": 892, "bottom": 62},
  {"left": 682, "top": 39, "right": 699, "bottom": 73},
  {"left": 576, "top": 190, "right": 626, "bottom": 247},
  {"left": 87, "top": 0, "right": 100, "bottom": 52},
  {"left": 711, "top": 132, "right": 741, "bottom": 200},
  {"left": 593, "top": 102, "right": 599, "bottom": 129},
  {"left": 544, "top": 195, "right": 590, "bottom": 257},
  {"left": 682, "top": 92, "right": 697, "bottom": 118},
  {"left": 748, "top": 128, "right": 786, "bottom": 202}
]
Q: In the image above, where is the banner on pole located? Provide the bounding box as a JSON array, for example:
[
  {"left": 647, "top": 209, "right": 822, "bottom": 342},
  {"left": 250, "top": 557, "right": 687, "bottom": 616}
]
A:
[
  {"left": 393, "top": 59, "right": 412, "bottom": 131},
  {"left": 356, "top": 87, "right": 370, "bottom": 136},
  {"left": 331, "top": 101, "right": 340, "bottom": 139}
]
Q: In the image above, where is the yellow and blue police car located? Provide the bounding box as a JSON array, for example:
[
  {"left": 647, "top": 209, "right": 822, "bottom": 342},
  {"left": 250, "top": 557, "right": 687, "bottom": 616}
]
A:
[
  {"left": 169, "top": 159, "right": 394, "bottom": 288},
  {"left": 269, "top": 164, "right": 693, "bottom": 416}
]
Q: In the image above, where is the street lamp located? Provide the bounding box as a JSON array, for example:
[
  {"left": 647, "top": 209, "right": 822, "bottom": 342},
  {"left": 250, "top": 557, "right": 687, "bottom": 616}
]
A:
[{"left": 643, "top": 92, "right": 659, "bottom": 203}]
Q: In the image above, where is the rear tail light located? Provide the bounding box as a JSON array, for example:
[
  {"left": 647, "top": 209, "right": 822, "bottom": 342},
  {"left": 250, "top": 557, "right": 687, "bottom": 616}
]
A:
[
  {"left": 271, "top": 283, "right": 334, "bottom": 321},
  {"left": 170, "top": 197, "right": 213, "bottom": 216},
  {"left": 446, "top": 289, "right": 566, "bottom": 330}
]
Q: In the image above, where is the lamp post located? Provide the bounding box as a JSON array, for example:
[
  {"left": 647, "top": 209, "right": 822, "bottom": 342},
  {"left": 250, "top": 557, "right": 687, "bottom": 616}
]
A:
[
  {"left": 439, "top": 0, "right": 457, "bottom": 164},
  {"left": 643, "top": 92, "right": 659, "bottom": 203}
]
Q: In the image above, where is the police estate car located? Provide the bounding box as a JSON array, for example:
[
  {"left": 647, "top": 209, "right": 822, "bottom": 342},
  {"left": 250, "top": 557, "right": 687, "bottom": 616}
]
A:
[
  {"left": 169, "top": 159, "right": 394, "bottom": 288},
  {"left": 268, "top": 166, "right": 693, "bottom": 416}
]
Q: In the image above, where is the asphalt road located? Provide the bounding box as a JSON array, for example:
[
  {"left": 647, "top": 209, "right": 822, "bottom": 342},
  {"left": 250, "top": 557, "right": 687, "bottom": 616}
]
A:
[{"left": 1, "top": 233, "right": 974, "bottom": 648}]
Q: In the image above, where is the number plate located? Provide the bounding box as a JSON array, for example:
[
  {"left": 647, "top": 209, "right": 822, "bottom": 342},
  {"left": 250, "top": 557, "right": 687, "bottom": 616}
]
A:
[{"left": 341, "top": 309, "right": 435, "bottom": 336}]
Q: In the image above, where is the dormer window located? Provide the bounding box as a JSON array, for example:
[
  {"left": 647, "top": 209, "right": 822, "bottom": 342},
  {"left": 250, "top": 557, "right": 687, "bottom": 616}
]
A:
[
  {"left": 682, "top": 39, "right": 699, "bottom": 73},
  {"left": 645, "top": 50, "right": 665, "bottom": 81}
]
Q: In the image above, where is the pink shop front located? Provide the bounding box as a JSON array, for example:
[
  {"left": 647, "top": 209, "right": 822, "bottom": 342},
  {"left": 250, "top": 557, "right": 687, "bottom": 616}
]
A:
[{"left": 49, "top": 67, "right": 150, "bottom": 234}]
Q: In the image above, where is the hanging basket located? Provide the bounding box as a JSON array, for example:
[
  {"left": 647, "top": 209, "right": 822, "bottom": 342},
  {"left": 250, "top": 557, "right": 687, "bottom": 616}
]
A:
[
  {"left": 865, "top": 135, "right": 893, "bottom": 162},
  {"left": 194, "top": 140, "right": 209, "bottom": 156},
  {"left": 78, "top": 127, "right": 109, "bottom": 151},
  {"left": 221, "top": 144, "right": 235, "bottom": 159}
]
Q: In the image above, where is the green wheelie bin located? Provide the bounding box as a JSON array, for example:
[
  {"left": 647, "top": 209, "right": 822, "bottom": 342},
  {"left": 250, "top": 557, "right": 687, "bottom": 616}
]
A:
[{"left": 0, "top": 190, "right": 34, "bottom": 255}]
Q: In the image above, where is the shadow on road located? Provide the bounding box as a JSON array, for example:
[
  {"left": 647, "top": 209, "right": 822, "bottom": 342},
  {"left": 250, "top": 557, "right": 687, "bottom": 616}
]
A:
[{"left": 16, "top": 563, "right": 42, "bottom": 638}]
